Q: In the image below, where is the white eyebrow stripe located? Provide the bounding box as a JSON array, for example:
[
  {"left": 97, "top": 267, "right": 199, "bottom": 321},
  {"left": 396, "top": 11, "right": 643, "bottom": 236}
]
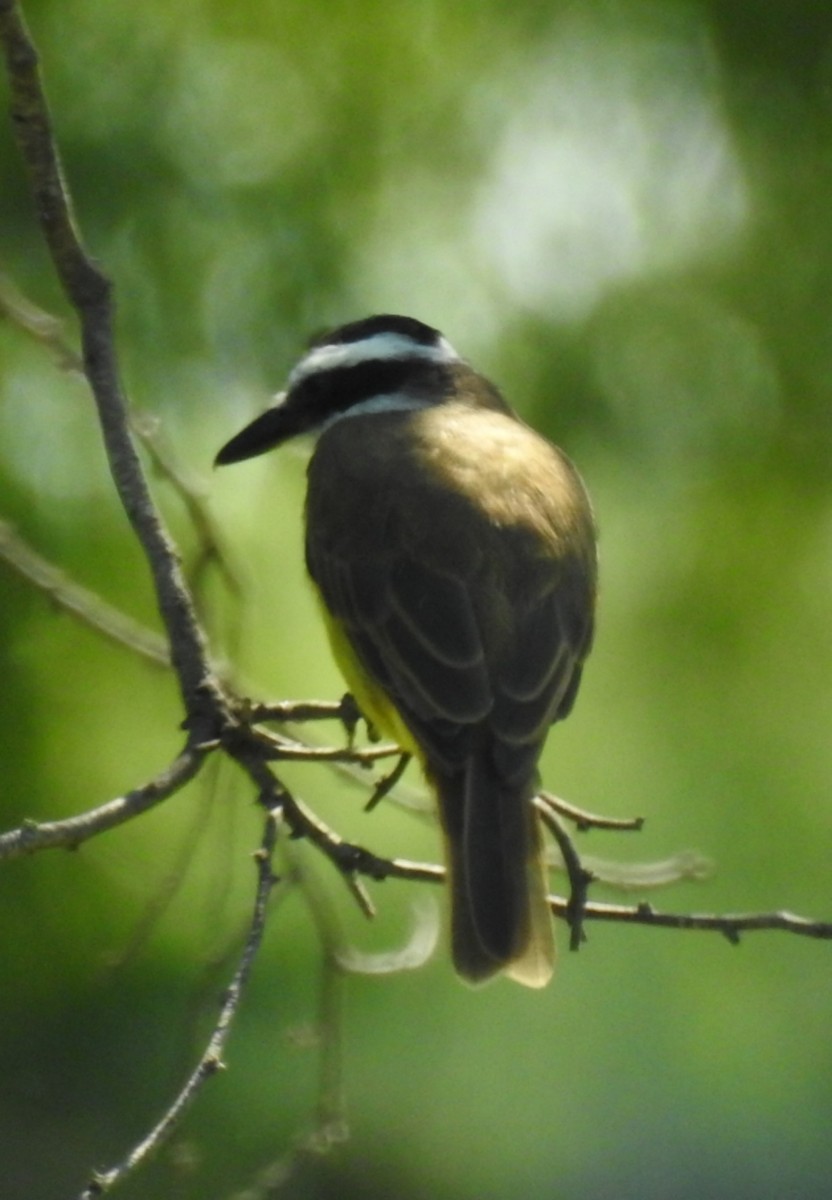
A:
[{"left": 289, "top": 331, "right": 460, "bottom": 385}]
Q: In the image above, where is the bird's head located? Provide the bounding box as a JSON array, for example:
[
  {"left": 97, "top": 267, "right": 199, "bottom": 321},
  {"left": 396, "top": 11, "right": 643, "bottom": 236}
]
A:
[{"left": 215, "top": 314, "right": 464, "bottom": 467}]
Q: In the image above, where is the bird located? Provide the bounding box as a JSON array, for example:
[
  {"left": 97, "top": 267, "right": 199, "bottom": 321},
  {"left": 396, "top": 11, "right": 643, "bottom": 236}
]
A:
[{"left": 215, "top": 314, "right": 597, "bottom": 987}]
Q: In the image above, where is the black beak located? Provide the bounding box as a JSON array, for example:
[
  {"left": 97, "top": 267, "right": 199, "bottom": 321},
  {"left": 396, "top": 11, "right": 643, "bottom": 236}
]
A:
[{"left": 215, "top": 396, "right": 293, "bottom": 466}]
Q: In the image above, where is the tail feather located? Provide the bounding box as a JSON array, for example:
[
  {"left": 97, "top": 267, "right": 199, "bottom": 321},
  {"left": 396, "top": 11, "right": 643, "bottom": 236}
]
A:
[{"left": 436, "top": 754, "right": 555, "bottom": 988}]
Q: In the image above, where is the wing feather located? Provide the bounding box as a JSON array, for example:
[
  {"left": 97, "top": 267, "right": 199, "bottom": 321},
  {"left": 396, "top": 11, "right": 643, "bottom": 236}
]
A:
[{"left": 389, "top": 560, "right": 483, "bottom": 668}]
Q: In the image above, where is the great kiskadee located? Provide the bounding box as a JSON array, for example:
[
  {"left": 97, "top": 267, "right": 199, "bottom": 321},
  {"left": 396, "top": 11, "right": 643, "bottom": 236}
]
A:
[{"left": 216, "top": 314, "right": 597, "bottom": 988}]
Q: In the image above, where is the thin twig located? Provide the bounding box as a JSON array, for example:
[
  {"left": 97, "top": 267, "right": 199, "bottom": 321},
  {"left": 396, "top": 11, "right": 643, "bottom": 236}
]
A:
[
  {"left": 78, "top": 807, "right": 282, "bottom": 1198},
  {"left": 536, "top": 795, "right": 593, "bottom": 951},
  {"left": 248, "top": 699, "right": 356, "bottom": 725},
  {"left": 364, "top": 752, "right": 411, "bottom": 812},
  {"left": 0, "top": 519, "right": 171, "bottom": 667},
  {"left": 551, "top": 897, "right": 832, "bottom": 942},
  {"left": 539, "top": 789, "right": 644, "bottom": 832},
  {"left": 237, "top": 759, "right": 379, "bottom": 918},
  {"left": 243, "top": 723, "right": 401, "bottom": 766},
  {"left": 282, "top": 790, "right": 444, "bottom": 887},
  {"left": 0, "top": 742, "right": 208, "bottom": 861},
  {"left": 234, "top": 753, "right": 444, "bottom": 891}
]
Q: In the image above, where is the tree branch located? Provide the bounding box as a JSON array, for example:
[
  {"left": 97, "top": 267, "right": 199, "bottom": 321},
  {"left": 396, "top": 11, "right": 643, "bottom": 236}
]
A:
[
  {"left": 540, "top": 789, "right": 644, "bottom": 832},
  {"left": 226, "top": 754, "right": 832, "bottom": 944},
  {"left": 241, "top": 723, "right": 401, "bottom": 766},
  {"left": 0, "top": 742, "right": 208, "bottom": 861},
  {"left": 536, "top": 795, "right": 593, "bottom": 951},
  {"left": 561, "top": 898, "right": 832, "bottom": 942},
  {"left": 0, "top": 0, "right": 226, "bottom": 735},
  {"left": 249, "top": 696, "right": 361, "bottom": 727}
]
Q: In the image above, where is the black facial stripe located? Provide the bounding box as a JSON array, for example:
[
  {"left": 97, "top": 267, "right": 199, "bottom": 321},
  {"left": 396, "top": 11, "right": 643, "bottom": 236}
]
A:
[{"left": 290, "top": 357, "right": 454, "bottom": 424}]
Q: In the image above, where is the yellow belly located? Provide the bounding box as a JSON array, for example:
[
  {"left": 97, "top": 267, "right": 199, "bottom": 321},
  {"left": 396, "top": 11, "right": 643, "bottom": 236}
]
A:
[{"left": 316, "top": 596, "right": 419, "bottom": 757}]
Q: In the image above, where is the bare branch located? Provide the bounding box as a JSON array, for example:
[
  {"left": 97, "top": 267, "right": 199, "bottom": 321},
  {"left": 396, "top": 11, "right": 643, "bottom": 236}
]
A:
[
  {"left": 243, "top": 723, "right": 401, "bottom": 766},
  {"left": 0, "top": 742, "right": 208, "bottom": 861},
  {"left": 130, "top": 411, "right": 244, "bottom": 606},
  {"left": 363, "top": 751, "right": 411, "bottom": 812},
  {"left": 0, "top": 519, "right": 171, "bottom": 667},
  {"left": 249, "top": 697, "right": 359, "bottom": 726},
  {"left": 536, "top": 795, "right": 593, "bottom": 951},
  {"left": 222, "top": 739, "right": 832, "bottom": 943},
  {"left": 0, "top": 0, "right": 225, "bottom": 732},
  {"left": 78, "top": 807, "right": 282, "bottom": 1198},
  {"left": 281, "top": 790, "right": 446, "bottom": 887},
  {"left": 558, "top": 898, "right": 832, "bottom": 942},
  {"left": 540, "top": 789, "right": 644, "bottom": 832}
]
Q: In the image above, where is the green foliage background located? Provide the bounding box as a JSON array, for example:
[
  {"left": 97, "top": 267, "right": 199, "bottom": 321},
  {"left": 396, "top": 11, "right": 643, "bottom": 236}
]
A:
[{"left": 1, "top": 1, "right": 831, "bottom": 1197}]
